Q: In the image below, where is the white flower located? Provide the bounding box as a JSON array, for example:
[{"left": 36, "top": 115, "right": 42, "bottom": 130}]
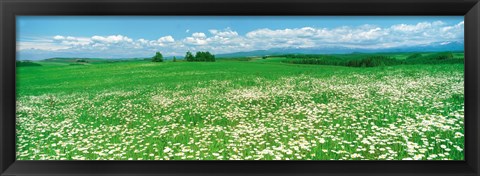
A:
[
  {"left": 319, "top": 138, "right": 326, "bottom": 144},
  {"left": 413, "top": 154, "right": 424, "bottom": 160},
  {"left": 163, "top": 147, "right": 172, "bottom": 153},
  {"left": 351, "top": 153, "right": 362, "bottom": 158}
]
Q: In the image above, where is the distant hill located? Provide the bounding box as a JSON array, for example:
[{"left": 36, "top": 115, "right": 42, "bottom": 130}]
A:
[
  {"left": 38, "top": 57, "right": 151, "bottom": 63},
  {"left": 43, "top": 58, "right": 104, "bottom": 62},
  {"left": 216, "top": 50, "right": 285, "bottom": 58},
  {"left": 215, "top": 41, "right": 464, "bottom": 58},
  {"left": 17, "top": 41, "right": 463, "bottom": 60}
]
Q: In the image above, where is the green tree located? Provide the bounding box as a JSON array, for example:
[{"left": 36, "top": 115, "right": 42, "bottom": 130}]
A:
[
  {"left": 152, "top": 52, "right": 164, "bottom": 62},
  {"left": 195, "top": 51, "right": 205, "bottom": 62},
  {"left": 185, "top": 51, "right": 194, "bottom": 62},
  {"left": 173, "top": 56, "right": 177, "bottom": 62},
  {"left": 205, "top": 51, "right": 215, "bottom": 62},
  {"left": 407, "top": 53, "right": 422, "bottom": 59},
  {"left": 186, "top": 51, "right": 215, "bottom": 62}
]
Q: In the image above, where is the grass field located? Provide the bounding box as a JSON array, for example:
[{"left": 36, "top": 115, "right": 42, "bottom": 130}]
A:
[{"left": 16, "top": 52, "right": 464, "bottom": 160}]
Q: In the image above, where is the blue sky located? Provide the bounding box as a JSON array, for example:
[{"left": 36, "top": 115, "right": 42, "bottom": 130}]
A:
[{"left": 17, "top": 16, "right": 464, "bottom": 59}]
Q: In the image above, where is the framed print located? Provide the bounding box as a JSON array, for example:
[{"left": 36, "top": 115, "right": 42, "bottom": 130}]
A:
[
  {"left": 1, "top": 0, "right": 480, "bottom": 175},
  {"left": 14, "top": 15, "right": 466, "bottom": 161}
]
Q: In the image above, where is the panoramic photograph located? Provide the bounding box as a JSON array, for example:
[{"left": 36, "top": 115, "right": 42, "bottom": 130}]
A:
[{"left": 16, "top": 16, "right": 464, "bottom": 160}]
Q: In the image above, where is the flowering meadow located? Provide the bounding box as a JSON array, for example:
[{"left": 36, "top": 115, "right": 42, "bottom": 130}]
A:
[{"left": 16, "top": 55, "right": 464, "bottom": 160}]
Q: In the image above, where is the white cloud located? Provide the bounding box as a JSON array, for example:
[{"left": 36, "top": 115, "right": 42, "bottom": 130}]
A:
[
  {"left": 191, "top": 32, "right": 206, "bottom": 38},
  {"left": 392, "top": 23, "right": 430, "bottom": 32},
  {"left": 17, "top": 41, "right": 69, "bottom": 51},
  {"left": 157, "top": 36, "right": 175, "bottom": 43},
  {"left": 91, "top": 35, "right": 133, "bottom": 43},
  {"left": 17, "top": 20, "right": 464, "bottom": 59},
  {"left": 184, "top": 37, "right": 208, "bottom": 45},
  {"left": 137, "top": 38, "right": 148, "bottom": 44},
  {"left": 439, "top": 21, "right": 464, "bottom": 39},
  {"left": 184, "top": 32, "right": 209, "bottom": 45},
  {"left": 51, "top": 35, "right": 92, "bottom": 47},
  {"left": 53, "top": 35, "right": 65, "bottom": 40},
  {"left": 209, "top": 28, "right": 238, "bottom": 38},
  {"left": 440, "top": 41, "right": 451, "bottom": 45},
  {"left": 247, "top": 27, "right": 313, "bottom": 38}
]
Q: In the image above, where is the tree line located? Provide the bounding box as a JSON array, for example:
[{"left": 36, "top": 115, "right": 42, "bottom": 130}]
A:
[
  {"left": 152, "top": 51, "right": 215, "bottom": 62},
  {"left": 281, "top": 52, "right": 461, "bottom": 67}
]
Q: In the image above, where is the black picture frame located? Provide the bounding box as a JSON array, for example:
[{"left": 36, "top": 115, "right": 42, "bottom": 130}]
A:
[{"left": 1, "top": 0, "right": 479, "bottom": 175}]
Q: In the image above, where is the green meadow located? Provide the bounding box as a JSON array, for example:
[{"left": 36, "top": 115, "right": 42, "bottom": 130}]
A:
[{"left": 16, "top": 52, "right": 464, "bottom": 160}]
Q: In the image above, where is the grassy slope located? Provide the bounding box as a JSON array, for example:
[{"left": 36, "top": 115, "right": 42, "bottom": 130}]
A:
[{"left": 16, "top": 53, "right": 464, "bottom": 160}]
